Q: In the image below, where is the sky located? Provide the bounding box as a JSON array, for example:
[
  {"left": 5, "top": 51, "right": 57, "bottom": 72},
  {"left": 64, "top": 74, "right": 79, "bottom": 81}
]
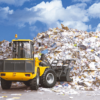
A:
[{"left": 0, "top": 0, "right": 100, "bottom": 42}]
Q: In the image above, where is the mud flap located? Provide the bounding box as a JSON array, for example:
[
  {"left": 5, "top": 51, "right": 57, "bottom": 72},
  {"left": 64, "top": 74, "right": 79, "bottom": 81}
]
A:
[{"left": 66, "top": 68, "right": 73, "bottom": 82}]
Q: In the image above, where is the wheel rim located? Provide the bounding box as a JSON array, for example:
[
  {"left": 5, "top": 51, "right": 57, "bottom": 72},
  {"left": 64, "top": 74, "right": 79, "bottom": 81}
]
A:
[
  {"left": 37, "top": 73, "right": 39, "bottom": 85},
  {"left": 46, "top": 73, "right": 54, "bottom": 84}
]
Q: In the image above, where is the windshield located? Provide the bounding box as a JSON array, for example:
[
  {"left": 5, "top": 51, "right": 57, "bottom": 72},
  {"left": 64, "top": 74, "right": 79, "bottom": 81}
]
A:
[{"left": 13, "top": 41, "right": 32, "bottom": 58}]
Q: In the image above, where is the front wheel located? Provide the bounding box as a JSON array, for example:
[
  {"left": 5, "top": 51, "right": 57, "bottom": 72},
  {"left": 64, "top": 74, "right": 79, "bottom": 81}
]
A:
[
  {"left": 30, "top": 70, "right": 39, "bottom": 90},
  {"left": 40, "top": 69, "right": 57, "bottom": 88},
  {"left": 1, "top": 78, "right": 12, "bottom": 89}
]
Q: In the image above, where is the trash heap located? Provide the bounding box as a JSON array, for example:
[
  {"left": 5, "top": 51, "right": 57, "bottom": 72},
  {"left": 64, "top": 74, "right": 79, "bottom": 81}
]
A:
[
  {"left": 0, "top": 40, "right": 12, "bottom": 59},
  {"left": 33, "top": 24, "right": 100, "bottom": 91},
  {"left": 1, "top": 24, "right": 100, "bottom": 91}
]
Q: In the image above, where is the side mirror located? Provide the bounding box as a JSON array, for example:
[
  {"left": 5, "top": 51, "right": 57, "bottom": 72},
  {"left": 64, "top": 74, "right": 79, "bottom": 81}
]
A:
[{"left": 9, "top": 43, "right": 11, "bottom": 47}]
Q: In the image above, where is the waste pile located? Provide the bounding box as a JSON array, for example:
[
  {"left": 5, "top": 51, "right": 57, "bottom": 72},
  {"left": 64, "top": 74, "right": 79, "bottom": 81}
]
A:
[
  {"left": 1, "top": 24, "right": 100, "bottom": 92},
  {"left": 33, "top": 24, "right": 100, "bottom": 91},
  {"left": 0, "top": 40, "right": 12, "bottom": 59}
]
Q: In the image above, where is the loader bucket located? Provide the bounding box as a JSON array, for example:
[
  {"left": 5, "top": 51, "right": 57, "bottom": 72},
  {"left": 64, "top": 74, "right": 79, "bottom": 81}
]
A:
[
  {"left": 66, "top": 68, "right": 73, "bottom": 82},
  {"left": 57, "top": 68, "right": 73, "bottom": 82},
  {"left": 51, "top": 59, "right": 75, "bottom": 82}
]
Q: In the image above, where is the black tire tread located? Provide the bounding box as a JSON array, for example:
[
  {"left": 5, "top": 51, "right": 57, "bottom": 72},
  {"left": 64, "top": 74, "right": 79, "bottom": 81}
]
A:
[
  {"left": 40, "top": 68, "right": 57, "bottom": 88},
  {"left": 30, "top": 70, "right": 39, "bottom": 90},
  {"left": 1, "top": 78, "right": 12, "bottom": 89},
  {"left": 30, "top": 77, "right": 38, "bottom": 90}
]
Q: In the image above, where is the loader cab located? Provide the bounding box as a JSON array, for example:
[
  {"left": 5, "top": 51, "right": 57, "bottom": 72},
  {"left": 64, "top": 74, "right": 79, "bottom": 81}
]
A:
[{"left": 11, "top": 39, "right": 34, "bottom": 58}]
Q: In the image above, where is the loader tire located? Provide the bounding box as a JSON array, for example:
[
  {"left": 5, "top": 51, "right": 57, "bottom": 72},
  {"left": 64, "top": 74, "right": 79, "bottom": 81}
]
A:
[
  {"left": 40, "top": 69, "right": 57, "bottom": 88},
  {"left": 30, "top": 70, "right": 39, "bottom": 90},
  {"left": 1, "top": 78, "right": 12, "bottom": 89},
  {"left": 23, "top": 81, "right": 30, "bottom": 86}
]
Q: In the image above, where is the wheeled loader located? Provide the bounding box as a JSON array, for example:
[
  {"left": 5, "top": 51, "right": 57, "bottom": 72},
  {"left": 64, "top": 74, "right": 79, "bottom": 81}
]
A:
[{"left": 0, "top": 35, "right": 75, "bottom": 90}]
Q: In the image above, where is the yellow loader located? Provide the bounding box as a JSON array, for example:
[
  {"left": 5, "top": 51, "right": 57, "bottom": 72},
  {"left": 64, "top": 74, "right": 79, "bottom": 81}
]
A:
[{"left": 0, "top": 35, "right": 57, "bottom": 90}]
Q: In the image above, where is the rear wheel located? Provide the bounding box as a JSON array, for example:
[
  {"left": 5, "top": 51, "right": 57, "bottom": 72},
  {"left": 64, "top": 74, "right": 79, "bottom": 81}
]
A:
[
  {"left": 40, "top": 69, "right": 57, "bottom": 88},
  {"left": 30, "top": 70, "right": 39, "bottom": 90},
  {"left": 1, "top": 78, "right": 12, "bottom": 89}
]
